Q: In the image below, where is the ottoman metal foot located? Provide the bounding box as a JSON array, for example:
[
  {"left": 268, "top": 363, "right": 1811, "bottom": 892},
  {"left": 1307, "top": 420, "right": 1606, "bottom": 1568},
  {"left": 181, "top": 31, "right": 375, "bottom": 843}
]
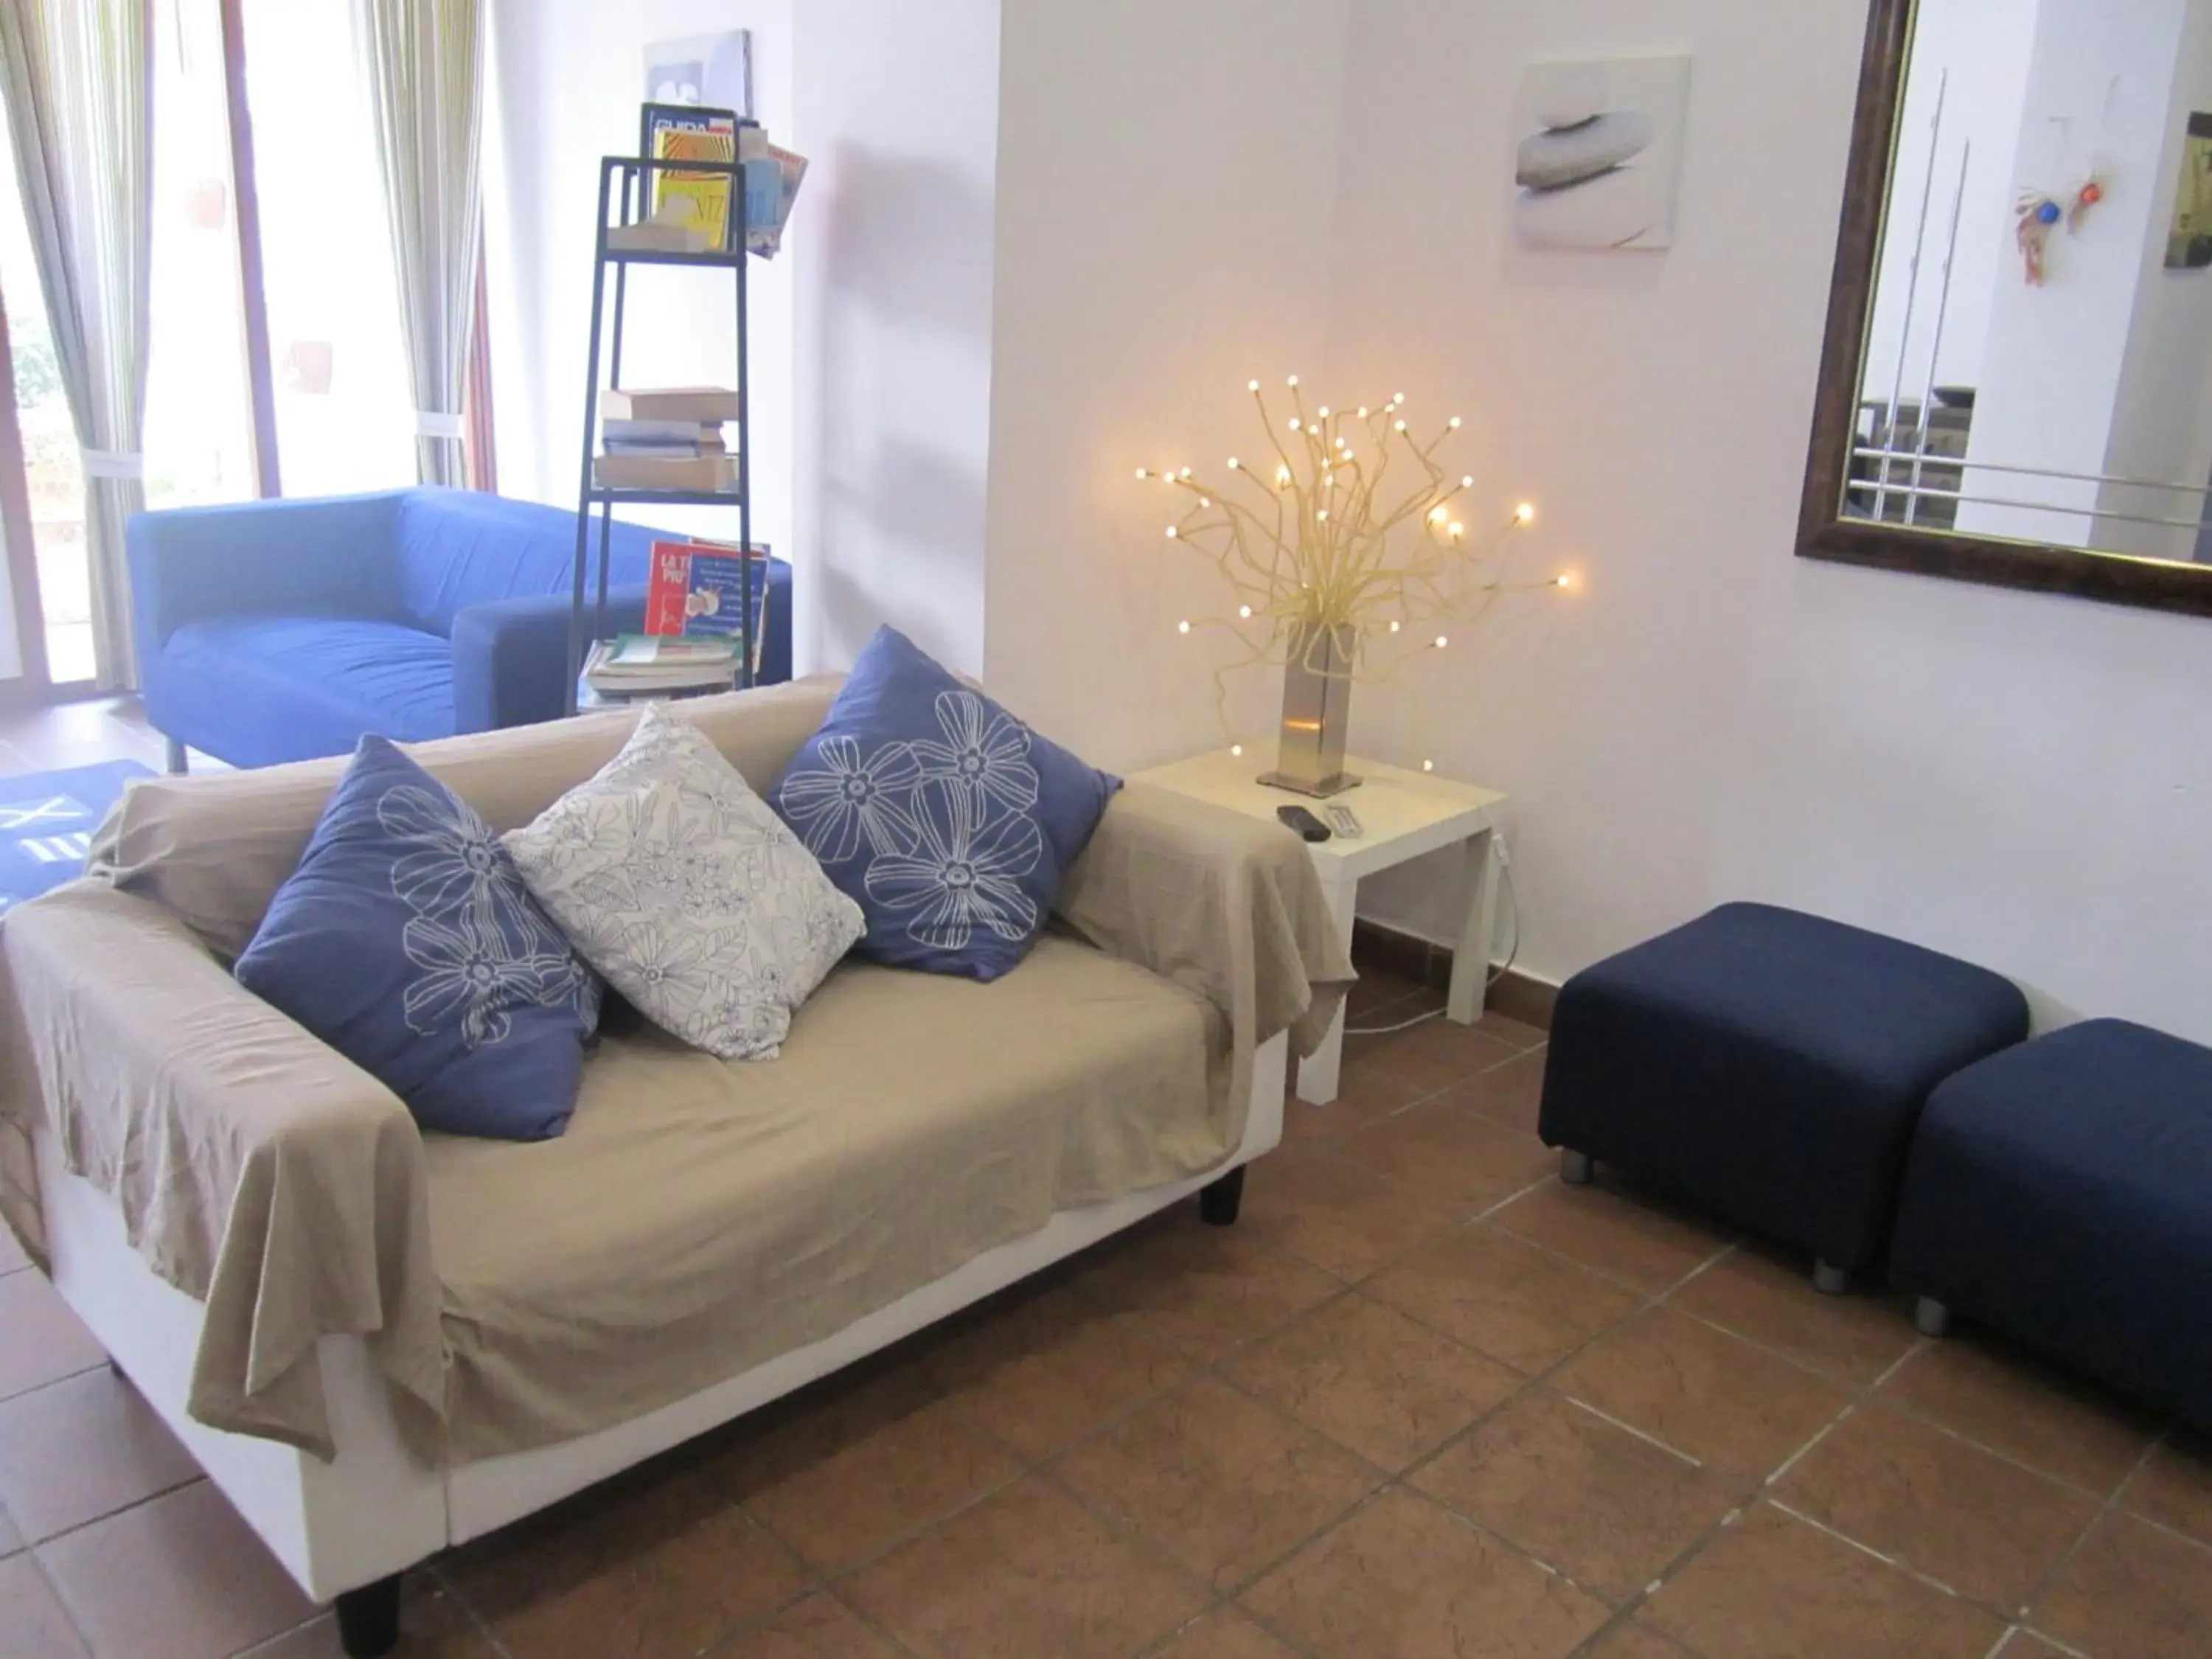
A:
[
  {"left": 1915, "top": 1296, "right": 1952, "bottom": 1338},
  {"left": 1812, "top": 1259, "right": 1849, "bottom": 1296},
  {"left": 1559, "top": 1150, "right": 1594, "bottom": 1186}
]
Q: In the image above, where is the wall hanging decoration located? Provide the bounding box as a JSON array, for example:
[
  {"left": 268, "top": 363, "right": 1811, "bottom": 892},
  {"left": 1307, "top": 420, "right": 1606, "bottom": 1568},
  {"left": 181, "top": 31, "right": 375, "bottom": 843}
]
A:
[
  {"left": 643, "top": 30, "right": 753, "bottom": 116},
  {"left": 1138, "top": 380, "right": 1571, "bottom": 795},
  {"left": 2166, "top": 111, "right": 2212, "bottom": 268},
  {"left": 1512, "top": 56, "right": 1692, "bottom": 251}
]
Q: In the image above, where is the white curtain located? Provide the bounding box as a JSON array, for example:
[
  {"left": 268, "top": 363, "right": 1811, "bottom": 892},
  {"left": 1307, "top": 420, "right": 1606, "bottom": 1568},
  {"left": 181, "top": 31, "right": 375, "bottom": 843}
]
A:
[
  {"left": 0, "top": 0, "right": 154, "bottom": 690},
  {"left": 352, "top": 0, "right": 484, "bottom": 489}
]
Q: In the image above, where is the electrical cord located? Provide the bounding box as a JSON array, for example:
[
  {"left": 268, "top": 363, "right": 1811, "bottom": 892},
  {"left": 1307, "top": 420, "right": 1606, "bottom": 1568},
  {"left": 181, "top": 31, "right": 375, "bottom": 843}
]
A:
[{"left": 1341, "top": 846, "right": 1521, "bottom": 1036}]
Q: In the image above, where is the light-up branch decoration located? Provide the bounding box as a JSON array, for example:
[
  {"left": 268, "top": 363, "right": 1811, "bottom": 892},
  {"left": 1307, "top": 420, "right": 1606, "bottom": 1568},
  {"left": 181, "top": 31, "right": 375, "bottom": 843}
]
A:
[{"left": 1137, "top": 375, "right": 1570, "bottom": 776}]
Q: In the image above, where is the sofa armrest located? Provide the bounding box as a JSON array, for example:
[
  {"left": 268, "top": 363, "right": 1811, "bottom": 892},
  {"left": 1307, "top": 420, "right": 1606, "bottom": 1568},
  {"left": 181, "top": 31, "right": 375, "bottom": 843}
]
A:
[
  {"left": 0, "top": 883, "right": 445, "bottom": 1461},
  {"left": 449, "top": 588, "right": 650, "bottom": 734},
  {"left": 127, "top": 492, "right": 407, "bottom": 661},
  {"left": 1055, "top": 784, "right": 1355, "bottom": 1113}
]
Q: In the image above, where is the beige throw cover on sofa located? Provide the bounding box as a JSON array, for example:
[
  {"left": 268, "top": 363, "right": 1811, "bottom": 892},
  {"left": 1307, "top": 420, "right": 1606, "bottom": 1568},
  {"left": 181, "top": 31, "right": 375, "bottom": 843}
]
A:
[{"left": 0, "top": 681, "right": 1352, "bottom": 1464}]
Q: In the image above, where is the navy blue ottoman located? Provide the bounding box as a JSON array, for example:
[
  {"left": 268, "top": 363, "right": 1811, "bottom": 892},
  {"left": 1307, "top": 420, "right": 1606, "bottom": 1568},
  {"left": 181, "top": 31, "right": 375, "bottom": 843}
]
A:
[
  {"left": 1538, "top": 902, "right": 2028, "bottom": 1290},
  {"left": 1892, "top": 1019, "right": 2212, "bottom": 1428}
]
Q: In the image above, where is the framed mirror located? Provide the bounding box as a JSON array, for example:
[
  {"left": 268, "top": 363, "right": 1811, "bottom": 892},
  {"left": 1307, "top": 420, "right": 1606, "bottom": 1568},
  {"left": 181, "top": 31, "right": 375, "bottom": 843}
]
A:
[{"left": 1801, "top": 0, "right": 2212, "bottom": 619}]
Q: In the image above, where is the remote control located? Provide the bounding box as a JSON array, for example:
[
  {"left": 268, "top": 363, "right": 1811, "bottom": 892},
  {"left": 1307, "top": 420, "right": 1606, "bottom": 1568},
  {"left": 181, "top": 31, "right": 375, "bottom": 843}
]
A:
[
  {"left": 1325, "top": 804, "right": 1363, "bottom": 838},
  {"left": 1276, "top": 804, "right": 1333, "bottom": 843}
]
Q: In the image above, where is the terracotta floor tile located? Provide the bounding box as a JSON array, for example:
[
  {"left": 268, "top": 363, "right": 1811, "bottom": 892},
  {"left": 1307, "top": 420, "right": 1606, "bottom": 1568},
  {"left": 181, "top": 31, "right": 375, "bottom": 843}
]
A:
[
  {"left": 1051, "top": 1378, "right": 1378, "bottom": 1591},
  {"left": 1225, "top": 1294, "right": 1522, "bottom": 1470},
  {"left": 1551, "top": 1308, "right": 1851, "bottom": 1481},
  {"left": 1583, "top": 1624, "right": 1701, "bottom": 1658},
  {"left": 2034, "top": 1510, "right": 2212, "bottom": 1659},
  {"left": 1158, "top": 1607, "right": 1304, "bottom": 1658},
  {"left": 0, "top": 1553, "right": 89, "bottom": 1658},
  {"left": 1363, "top": 1225, "right": 1641, "bottom": 1374},
  {"left": 232, "top": 1579, "right": 493, "bottom": 1658},
  {"left": 1472, "top": 1009, "right": 1548, "bottom": 1051},
  {"left": 1278, "top": 1068, "right": 1425, "bottom": 1145},
  {"left": 1413, "top": 1388, "right": 1742, "bottom": 1603},
  {"left": 700, "top": 1357, "right": 945, "bottom": 1498},
  {"left": 1334, "top": 1100, "right": 1556, "bottom": 1217},
  {"left": 1430, "top": 1047, "right": 1550, "bottom": 1136},
  {"left": 704, "top": 1593, "right": 901, "bottom": 1658},
  {"left": 1343, "top": 1013, "right": 1521, "bottom": 1092},
  {"left": 2126, "top": 1427, "right": 2212, "bottom": 1546},
  {"left": 1, "top": 1500, "right": 21, "bottom": 1557},
  {"left": 1492, "top": 1174, "right": 1732, "bottom": 1293},
  {"left": 1641, "top": 1504, "right": 2006, "bottom": 1659},
  {"left": 1667, "top": 1243, "right": 1920, "bottom": 1385},
  {"left": 923, "top": 1284, "right": 1188, "bottom": 1459},
  {"left": 844, "top": 1475, "right": 1206, "bottom": 1658},
  {"left": 0, "top": 1370, "right": 199, "bottom": 1543},
  {"left": 1234, "top": 1147, "right": 1460, "bottom": 1277},
  {"left": 447, "top": 1466, "right": 810, "bottom": 1658},
  {"left": 1247, "top": 1486, "right": 1610, "bottom": 1658},
  {"left": 1, "top": 1221, "right": 28, "bottom": 1276},
  {"left": 0, "top": 1275, "right": 107, "bottom": 1402},
  {"left": 742, "top": 1399, "right": 1019, "bottom": 1571},
  {"left": 1346, "top": 967, "right": 1430, "bottom": 1018},
  {"left": 1777, "top": 1403, "right": 2097, "bottom": 1613},
  {"left": 1880, "top": 1332, "right": 2161, "bottom": 1498},
  {"left": 38, "top": 1481, "right": 315, "bottom": 1659},
  {"left": 1060, "top": 1218, "right": 1341, "bottom": 1363},
  {"left": 1995, "top": 1635, "right": 2076, "bottom": 1659}
]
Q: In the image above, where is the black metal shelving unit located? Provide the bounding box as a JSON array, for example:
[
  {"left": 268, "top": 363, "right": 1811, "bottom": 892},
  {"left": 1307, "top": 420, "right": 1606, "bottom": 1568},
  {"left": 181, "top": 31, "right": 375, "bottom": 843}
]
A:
[{"left": 566, "top": 103, "right": 759, "bottom": 714}]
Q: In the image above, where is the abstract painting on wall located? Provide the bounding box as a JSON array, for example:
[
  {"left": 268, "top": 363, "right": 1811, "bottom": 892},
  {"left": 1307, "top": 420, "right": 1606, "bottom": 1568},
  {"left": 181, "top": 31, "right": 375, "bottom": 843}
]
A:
[
  {"left": 2166, "top": 112, "right": 2212, "bottom": 269},
  {"left": 1514, "top": 57, "right": 1692, "bottom": 251},
  {"left": 644, "top": 30, "right": 754, "bottom": 117}
]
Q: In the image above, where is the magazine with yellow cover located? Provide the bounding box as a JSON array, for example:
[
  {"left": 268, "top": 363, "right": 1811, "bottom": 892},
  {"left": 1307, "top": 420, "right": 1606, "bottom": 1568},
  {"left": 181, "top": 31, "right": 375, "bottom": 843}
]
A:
[{"left": 653, "top": 124, "right": 736, "bottom": 251}]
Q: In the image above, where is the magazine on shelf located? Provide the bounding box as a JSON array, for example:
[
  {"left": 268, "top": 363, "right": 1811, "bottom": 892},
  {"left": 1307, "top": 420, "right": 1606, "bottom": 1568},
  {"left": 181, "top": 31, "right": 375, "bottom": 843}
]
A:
[
  {"left": 644, "top": 538, "right": 773, "bottom": 671},
  {"left": 650, "top": 109, "right": 738, "bottom": 251},
  {"left": 581, "top": 637, "right": 738, "bottom": 696}
]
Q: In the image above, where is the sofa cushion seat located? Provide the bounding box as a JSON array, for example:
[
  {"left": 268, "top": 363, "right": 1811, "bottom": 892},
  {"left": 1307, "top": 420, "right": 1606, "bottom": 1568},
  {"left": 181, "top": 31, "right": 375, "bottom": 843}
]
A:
[
  {"left": 150, "top": 616, "right": 454, "bottom": 768},
  {"left": 422, "top": 934, "right": 1226, "bottom": 1458},
  {"left": 1891, "top": 1018, "right": 2212, "bottom": 1427}
]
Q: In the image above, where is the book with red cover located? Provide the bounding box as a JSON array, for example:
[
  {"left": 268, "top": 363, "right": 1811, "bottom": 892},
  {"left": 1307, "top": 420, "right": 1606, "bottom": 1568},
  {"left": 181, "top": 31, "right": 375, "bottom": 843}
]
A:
[{"left": 644, "top": 539, "right": 773, "bottom": 668}]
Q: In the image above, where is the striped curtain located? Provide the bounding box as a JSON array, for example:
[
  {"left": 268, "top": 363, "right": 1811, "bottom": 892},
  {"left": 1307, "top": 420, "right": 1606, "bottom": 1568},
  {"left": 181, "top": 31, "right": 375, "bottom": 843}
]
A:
[
  {"left": 0, "top": 0, "right": 155, "bottom": 690},
  {"left": 353, "top": 0, "right": 484, "bottom": 488}
]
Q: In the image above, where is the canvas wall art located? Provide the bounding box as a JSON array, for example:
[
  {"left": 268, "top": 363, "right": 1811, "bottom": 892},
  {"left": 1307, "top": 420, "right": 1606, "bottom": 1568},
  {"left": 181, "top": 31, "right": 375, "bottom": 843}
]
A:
[
  {"left": 1514, "top": 56, "right": 1691, "bottom": 251},
  {"left": 644, "top": 30, "right": 754, "bottom": 117}
]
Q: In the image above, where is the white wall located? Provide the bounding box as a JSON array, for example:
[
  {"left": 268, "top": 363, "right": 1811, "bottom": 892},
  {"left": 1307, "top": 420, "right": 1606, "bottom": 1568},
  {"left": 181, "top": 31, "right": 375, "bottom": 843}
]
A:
[
  {"left": 1313, "top": 0, "right": 2212, "bottom": 1046},
  {"left": 1860, "top": 0, "right": 2041, "bottom": 402},
  {"left": 2098, "top": 0, "right": 2212, "bottom": 557},
  {"left": 1956, "top": 0, "right": 2188, "bottom": 546},
  {"left": 787, "top": 0, "right": 1003, "bottom": 677},
  {"left": 485, "top": 0, "right": 796, "bottom": 557},
  {"left": 980, "top": 0, "right": 1353, "bottom": 762}
]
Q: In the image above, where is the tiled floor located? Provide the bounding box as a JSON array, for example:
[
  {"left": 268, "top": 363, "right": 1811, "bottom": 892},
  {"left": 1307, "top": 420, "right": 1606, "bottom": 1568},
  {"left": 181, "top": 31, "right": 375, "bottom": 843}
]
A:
[{"left": 1, "top": 721, "right": 2208, "bottom": 1655}]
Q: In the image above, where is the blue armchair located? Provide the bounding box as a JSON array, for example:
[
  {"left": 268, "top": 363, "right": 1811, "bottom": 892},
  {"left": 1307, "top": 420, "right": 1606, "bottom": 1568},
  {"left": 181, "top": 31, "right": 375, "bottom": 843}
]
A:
[{"left": 130, "top": 489, "right": 793, "bottom": 771}]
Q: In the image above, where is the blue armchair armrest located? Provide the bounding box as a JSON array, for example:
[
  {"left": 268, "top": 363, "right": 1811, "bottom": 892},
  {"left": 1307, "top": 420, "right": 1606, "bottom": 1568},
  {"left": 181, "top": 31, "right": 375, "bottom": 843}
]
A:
[
  {"left": 450, "top": 588, "right": 650, "bottom": 734},
  {"left": 126, "top": 491, "right": 408, "bottom": 664}
]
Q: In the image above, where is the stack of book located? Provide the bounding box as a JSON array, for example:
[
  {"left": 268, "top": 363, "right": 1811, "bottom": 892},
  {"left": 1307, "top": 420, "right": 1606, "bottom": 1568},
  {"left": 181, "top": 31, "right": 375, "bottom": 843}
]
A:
[
  {"left": 581, "top": 633, "right": 741, "bottom": 699},
  {"left": 594, "top": 387, "right": 740, "bottom": 491}
]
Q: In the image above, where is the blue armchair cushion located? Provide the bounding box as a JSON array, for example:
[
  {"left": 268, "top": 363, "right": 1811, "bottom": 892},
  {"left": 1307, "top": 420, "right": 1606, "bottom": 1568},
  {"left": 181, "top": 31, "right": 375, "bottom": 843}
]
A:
[
  {"left": 1537, "top": 902, "right": 2028, "bottom": 1273},
  {"left": 235, "top": 735, "right": 602, "bottom": 1141},
  {"left": 768, "top": 625, "right": 1119, "bottom": 981},
  {"left": 1891, "top": 1018, "right": 2212, "bottom": 1428}
]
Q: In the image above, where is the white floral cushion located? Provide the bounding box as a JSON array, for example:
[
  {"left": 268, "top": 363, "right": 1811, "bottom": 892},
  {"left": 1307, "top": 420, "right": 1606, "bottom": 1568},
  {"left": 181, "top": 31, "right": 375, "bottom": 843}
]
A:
[{"left": 503, "top": 704, "right": 864, "bottom": 1059}]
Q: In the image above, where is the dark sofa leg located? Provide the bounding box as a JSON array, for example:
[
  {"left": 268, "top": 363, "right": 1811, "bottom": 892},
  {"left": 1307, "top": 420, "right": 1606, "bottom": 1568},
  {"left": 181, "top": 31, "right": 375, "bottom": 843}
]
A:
[
  {"left": 1200, "top": 1166, "right": 1245, "bottom": 1226},
  {"left": 164, "top": 737, "right": 187, "bottom": 775},
  {"left": 334, "top": 1575, "right": 402, "bottom": 1658}
]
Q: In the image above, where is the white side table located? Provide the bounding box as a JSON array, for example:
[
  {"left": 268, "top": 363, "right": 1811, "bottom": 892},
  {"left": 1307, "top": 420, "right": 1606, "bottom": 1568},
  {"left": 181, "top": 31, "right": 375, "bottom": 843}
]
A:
[{"left": 1128, "top": 748, "right": 1509, "bottom": 1105}]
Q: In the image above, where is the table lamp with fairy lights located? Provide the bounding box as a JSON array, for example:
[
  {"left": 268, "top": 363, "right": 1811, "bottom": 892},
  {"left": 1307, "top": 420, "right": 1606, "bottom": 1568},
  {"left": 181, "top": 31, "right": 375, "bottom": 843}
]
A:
[{"left": 1138, "top": 375, "right": 1573, "bottom": 796}]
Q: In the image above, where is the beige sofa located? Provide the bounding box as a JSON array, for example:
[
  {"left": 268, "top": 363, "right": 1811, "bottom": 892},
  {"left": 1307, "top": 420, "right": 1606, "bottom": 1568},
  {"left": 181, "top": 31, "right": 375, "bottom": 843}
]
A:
[{"left": 0, "top": 677, "right": 1350, "bottom": 1658}]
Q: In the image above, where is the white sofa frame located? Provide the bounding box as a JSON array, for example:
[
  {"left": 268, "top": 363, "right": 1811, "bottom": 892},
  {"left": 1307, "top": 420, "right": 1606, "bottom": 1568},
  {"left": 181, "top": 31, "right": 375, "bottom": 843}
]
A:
[{"left": 33, "top": 1033, "right": 1287, "bottom": 1657}]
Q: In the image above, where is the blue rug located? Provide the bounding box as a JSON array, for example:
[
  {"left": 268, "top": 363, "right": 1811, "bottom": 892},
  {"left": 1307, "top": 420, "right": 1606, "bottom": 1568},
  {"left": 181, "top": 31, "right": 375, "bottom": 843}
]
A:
[{"left": 0, "top": 761, "right": 153, "bottom": 916}]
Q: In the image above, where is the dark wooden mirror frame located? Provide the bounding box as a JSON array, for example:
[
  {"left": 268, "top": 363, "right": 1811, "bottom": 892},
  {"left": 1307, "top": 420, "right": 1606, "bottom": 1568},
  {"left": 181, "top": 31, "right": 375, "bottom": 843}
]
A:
[{"left": 1798, "top": 0, "right": 2212, "bottom": 619}]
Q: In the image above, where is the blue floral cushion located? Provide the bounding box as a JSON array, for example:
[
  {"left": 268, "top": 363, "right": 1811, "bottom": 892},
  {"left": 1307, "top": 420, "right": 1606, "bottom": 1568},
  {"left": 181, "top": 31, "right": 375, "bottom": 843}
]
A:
[
  {"left": 236, "top": 735, "right": 602, "bottom": 1141},
  {"left": 769, "top": 625, "right": 1119, "bottom": 980}
]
